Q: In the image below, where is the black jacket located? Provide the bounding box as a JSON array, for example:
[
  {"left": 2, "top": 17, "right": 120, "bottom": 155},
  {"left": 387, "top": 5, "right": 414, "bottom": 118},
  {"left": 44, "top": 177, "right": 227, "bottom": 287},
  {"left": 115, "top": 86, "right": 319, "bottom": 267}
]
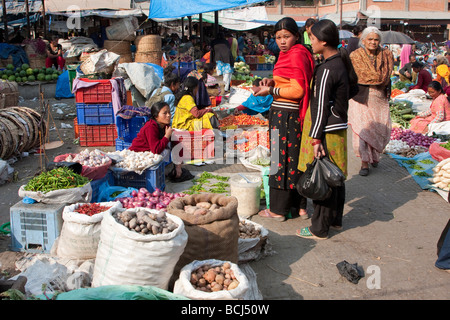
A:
[{"left": 309, "top": 54, "right": 350, "bottom": 140}]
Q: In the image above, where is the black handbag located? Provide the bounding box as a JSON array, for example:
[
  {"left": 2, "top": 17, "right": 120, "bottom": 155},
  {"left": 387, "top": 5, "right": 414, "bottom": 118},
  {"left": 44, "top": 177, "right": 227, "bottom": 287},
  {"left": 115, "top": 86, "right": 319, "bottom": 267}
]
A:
[{"left": 296, "top": 158, "right": 332, "bottom": 201}]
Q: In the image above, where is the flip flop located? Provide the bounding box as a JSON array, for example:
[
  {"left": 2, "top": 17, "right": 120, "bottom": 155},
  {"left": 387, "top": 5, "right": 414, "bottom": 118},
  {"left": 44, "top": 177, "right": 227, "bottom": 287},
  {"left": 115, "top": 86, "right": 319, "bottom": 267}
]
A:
[
  {"left": 296, "top": 227, "right": 328, "bottom": 240},
  {"left": 258, "top": 209, "right": 286, "bottom": 222}
]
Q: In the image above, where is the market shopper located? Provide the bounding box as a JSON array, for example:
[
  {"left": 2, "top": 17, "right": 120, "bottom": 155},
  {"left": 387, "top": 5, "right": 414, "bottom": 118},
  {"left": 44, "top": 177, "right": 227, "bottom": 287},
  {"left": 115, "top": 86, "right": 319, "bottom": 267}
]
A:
[
  {"left": 346, "top": 25, "right": 364, "bottom": 55},
  {"left": 399, "top": 54, "right": 417, "bottom": 82},
  {"left": 435, "top": 64, "right": 449, "bottom": 89},
  {"left": 46, "top": 35, "right": 65, "bottom": 70},
  {"left": 348, "top": 26, "right": 394, "bottom": 176},
  {"left": 172, "top": 76, "right": 219, "bottom": 131},
  {"left": 296, "top": 19, "right": 357, "bottom": 240},
  {"left": 146, "top": 66, "right": 180, "bottom": 125},
  {"left": 211, "top": 32, "right": 234, "bottom": 92},
  {"left": 254, "top": 17, "right": 314, "bottom": 221},
  {"left": 409, "top": 81, "right": 450, "bottom": 135},
  {"left": 409, "top": 61, "right": 432, "bottom": 92}
]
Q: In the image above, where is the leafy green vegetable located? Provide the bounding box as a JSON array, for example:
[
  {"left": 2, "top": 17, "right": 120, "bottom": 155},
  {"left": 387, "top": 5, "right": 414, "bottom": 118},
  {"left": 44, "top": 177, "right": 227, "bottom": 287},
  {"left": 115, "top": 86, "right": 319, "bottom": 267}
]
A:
[
  {"left": 419, "top": 159, "right": 435, "bottom": 165},
  {"left": 413, "top": 171, "right": 431, "bottom": 177}
]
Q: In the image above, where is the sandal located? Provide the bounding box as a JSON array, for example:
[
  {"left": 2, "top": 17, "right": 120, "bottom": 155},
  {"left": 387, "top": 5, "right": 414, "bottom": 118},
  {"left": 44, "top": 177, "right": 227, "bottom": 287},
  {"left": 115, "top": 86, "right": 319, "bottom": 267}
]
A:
[
  {"left": 258, "top": 209, "right": 286, "bottom": 222},
  {"left": 296, "top": 227, "right": 328, "bottom": 240},
  {"left": 359, "top": 167, "right": 369, "bottom": 176}
]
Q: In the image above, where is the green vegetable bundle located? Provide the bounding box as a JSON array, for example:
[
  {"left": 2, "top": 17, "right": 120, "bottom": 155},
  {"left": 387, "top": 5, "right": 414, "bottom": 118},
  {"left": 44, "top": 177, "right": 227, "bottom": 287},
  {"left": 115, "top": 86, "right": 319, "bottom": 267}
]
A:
[
  {"left": 24, "top": 167, "right": 90, "bottom": 192},
  {"left": 389, "top": 100, "right": 416, "bottom": 128}
]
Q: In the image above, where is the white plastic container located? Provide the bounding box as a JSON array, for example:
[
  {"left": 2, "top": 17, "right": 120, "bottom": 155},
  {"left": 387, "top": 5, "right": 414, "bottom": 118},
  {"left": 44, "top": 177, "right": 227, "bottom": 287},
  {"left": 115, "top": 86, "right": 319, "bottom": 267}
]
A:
[{"left": 230, "top": 173, "right": 261, "bottom": 219}]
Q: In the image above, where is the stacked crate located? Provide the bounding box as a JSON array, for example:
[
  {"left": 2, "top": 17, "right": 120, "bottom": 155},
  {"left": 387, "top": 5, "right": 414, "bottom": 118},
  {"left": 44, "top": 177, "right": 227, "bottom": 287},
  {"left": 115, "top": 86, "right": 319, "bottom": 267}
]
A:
[{"left": 74, "top": 78, "right": 117, "bottom": 147}]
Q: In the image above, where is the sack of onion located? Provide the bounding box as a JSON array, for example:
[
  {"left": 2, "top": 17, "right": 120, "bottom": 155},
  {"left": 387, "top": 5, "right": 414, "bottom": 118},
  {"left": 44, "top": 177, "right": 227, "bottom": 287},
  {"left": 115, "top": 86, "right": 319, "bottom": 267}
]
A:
[{"left": 173, "top": 259, "right": 249, "bottom": 300}]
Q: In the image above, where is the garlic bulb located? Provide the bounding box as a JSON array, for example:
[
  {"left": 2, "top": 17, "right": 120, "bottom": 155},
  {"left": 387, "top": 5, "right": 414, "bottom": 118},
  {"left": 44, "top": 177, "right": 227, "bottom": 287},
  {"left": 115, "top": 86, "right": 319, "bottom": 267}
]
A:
[{"left": 107, "top": 149, "right": 164, "bottom": 174}]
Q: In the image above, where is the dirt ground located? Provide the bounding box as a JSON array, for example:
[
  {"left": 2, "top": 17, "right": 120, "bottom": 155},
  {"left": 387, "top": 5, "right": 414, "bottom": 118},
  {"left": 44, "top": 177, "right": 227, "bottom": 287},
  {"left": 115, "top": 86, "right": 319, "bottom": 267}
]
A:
[{"left": 0, "top": 96, "right": 449, "bottom": 300}]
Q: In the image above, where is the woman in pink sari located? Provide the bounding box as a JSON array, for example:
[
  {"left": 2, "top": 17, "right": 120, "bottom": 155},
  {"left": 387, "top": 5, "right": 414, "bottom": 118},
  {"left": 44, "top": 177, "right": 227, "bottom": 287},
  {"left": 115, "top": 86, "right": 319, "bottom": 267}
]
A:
[{"left": 410, "top": 81, "right": 450, "bottom": 134}]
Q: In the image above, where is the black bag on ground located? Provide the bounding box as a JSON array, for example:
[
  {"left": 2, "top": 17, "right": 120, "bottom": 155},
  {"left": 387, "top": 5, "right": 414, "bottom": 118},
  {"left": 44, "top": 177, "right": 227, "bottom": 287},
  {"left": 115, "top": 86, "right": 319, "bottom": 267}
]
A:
[
  {"left": 317, "top": 157, "right": 346, "bottom": 188},
  {"left": 296, "top": 158, "right": 332, "bottom": 201}
]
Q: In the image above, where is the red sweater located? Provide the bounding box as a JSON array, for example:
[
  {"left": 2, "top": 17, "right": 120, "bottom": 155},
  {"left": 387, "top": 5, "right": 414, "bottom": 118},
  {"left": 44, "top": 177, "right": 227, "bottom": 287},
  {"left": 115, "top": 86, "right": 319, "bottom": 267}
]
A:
[
  {"left": 129, "top": 119, "right": 169, "bottom": 154},
  {"left": 411, "top": 69, "right": 432, "bottom": 92}
]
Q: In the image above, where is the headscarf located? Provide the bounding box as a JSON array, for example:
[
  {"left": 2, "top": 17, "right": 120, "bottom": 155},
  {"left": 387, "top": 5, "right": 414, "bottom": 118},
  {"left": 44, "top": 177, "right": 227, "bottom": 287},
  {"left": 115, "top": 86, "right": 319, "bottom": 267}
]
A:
[
  {"left": 273, "top": 43, "right": 314, "bottom": 125},
  {"left": 400, "top": 44, "right": 412, "bottom": 69},
  {"left": 436, "top": 64, "right": 450, "bottom": 86},
  {"left": 350, "top": 46, "right": 393, "bottom": 87}
]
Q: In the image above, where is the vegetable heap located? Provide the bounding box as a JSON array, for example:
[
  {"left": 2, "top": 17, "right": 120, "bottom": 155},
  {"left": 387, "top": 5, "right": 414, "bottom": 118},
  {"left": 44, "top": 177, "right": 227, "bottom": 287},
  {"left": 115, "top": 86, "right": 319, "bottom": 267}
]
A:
[
  {"left": 440, "top": 141, "right": 450, "bottom": 151},
  {"left": 430, "top": 158, "right": 450, "bottom": 191},
  {"left": 219, "top": 114, "right": 268, "bottom": 129},
  {"left": 184, "top": 172, "right": 230, "bottom": 195},
  {"left": 24, "top": 167, "right": 90, "bottom": 192},
  {"left": 65, "top": 149, "right": 110, "bottom": 167},
  {"left": 227, "top": 130, "right": 269, "bottom": 153},
  {"left": 75, "top": 203, "right": 112, "bottom": 216},
  {"left": 190, "top": 262, "right": 240, "bottom": 293},
  {"left": 389, "top": 100, "right": 416, "bottom": 129},
  {"left": 116, "top": 208, "right": 178, "bottom": 235},
  {"left": 392, "top": 80, "right": 413, "bottom": 90},
  {"left": 116, "top": 188, "right": 185, "bottom": 211},
  {"left": 390, "top": 128, "right": 437, "bottom": 149}
]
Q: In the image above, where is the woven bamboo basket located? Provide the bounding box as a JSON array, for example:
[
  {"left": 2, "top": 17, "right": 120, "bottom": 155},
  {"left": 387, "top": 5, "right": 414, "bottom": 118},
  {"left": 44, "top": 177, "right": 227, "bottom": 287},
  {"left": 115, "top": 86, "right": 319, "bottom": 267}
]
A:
[
  {"left": 0, "top": 57, "right": 13, "bottom": 68},
  {"left": 134, "top": 51, "right": 162, "bottom": 65},
  {"left": 135, "top": 35, "right": 162, "bottom": 52},
  {"left": 0, "top": 81, "right": 19, "bottom": 109},
  {"left": 28, "top": 56, "right": 46, "bottom": 69},
  {"left": 103, "top": 40, "right": 132, "bottom": 64},
  {"left": 0, "top": 110, "right": 27, "bottom": 153}
]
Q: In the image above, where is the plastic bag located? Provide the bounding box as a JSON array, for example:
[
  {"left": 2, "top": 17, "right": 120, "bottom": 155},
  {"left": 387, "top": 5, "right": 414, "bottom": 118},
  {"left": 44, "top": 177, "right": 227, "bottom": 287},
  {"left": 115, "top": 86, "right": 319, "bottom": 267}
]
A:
[
  {"left": 336, "top": 260, "right": 364, "bottom": 284},
  {"left": 296, "top": 158, "right": 332, "bottom": 201},
  {"left": 317, "top": 157, "right": 346, "bottom": 188}
]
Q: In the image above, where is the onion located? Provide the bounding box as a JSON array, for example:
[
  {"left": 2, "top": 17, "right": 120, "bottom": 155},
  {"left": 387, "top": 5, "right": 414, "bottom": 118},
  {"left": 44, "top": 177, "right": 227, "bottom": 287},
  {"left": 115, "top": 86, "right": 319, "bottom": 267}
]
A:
[
  {"left": 139, "top": 188, "right": 149, "bottom": 194},
  {"left": 131, "top": 190, "right": 138, "bottom": 197},
  {"left": 156, "top": 203, "right": 165, "bottom": 210},
  {"left": 152, "top": 189, "right": 162, "bottom": 197}
]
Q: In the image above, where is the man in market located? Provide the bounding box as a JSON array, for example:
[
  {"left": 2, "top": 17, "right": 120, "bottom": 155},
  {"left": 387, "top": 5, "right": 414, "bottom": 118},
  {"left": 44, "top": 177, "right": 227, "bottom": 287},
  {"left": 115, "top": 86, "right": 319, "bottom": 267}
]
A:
[{"left": 399, "top": 54, "right": 417, "bottom": 82}]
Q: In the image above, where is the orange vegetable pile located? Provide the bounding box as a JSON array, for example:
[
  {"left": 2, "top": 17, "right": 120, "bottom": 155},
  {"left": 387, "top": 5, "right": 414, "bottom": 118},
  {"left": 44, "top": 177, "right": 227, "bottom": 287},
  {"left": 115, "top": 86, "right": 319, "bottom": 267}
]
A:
[{"left": 219, "top": 114, "right": 268, "bottom": 128}]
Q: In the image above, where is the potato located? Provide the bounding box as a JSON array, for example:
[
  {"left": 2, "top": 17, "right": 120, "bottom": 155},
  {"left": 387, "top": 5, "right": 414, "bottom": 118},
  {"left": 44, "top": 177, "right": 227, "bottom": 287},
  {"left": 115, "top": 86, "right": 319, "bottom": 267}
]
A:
[
  {"left": 215, "top": 274, "right": 225, "bottom": 285},
  {"left": 204, "top": 269, "right": 217, "bottom": 283},
  {"left": 194, "top": 208, "right": 208, "bottom": 216},
  {"left": 211, "top": 283, "right": 223, "bottom": 292},
  {"left": 184, "top": 205, "right": 197, "bottom": 214},
  {"left": 228, "top": 279, "right": 239, "bottom": 290},
  {"left": 196, "top": 202, "right": 212, "bottom": 209}
]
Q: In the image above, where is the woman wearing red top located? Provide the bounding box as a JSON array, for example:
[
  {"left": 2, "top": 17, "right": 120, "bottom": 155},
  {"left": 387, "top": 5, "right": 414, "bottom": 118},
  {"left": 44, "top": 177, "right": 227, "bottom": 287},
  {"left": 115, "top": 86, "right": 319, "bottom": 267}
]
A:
[
  {"left": 129, "top": 101, "right": 194, "bottom": 182},
  {"left": 129, "top": 101, "right": 173, "bottom": 154}
]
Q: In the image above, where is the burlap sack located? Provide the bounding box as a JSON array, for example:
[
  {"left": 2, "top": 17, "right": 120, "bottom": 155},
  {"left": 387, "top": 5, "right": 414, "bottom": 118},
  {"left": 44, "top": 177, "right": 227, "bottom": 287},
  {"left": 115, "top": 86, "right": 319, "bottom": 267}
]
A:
[{"left": 167, "top": 193, "right": 239, "bottom": 285}]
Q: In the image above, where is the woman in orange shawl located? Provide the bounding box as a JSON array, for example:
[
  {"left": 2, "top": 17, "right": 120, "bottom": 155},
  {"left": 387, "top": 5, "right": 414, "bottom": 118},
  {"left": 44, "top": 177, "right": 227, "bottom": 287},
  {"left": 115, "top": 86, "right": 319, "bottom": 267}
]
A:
[
  {"left": 254, "top": 17, "right": 314, "bottom": 221},
  {"left": 348, "top": 26, "right": 394, "bottom": 176}
]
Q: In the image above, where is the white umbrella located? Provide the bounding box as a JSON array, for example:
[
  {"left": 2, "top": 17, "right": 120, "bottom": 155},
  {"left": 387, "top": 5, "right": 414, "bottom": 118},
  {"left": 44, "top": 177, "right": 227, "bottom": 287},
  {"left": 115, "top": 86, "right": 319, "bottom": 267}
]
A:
[{"left": 339, "top": 30, "right": 353, "bottom": 40}]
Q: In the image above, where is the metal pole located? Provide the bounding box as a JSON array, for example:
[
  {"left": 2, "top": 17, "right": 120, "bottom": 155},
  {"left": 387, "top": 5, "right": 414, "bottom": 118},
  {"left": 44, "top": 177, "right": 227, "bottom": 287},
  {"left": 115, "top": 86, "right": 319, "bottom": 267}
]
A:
[
  {"left": 42, "top": 0, "right": 46, "bottom": 39},
  {"left": 25, "top": 0, "right": 31, "bottom": 39},
  {"left": 2, "top": 0, "right": 8, "bottom": 42},
  {"left": 199, "top": 13, "right": 203, "bottom": 46},
  {"left": 340, "top": 0, "right": 343, "bottom": 30}
]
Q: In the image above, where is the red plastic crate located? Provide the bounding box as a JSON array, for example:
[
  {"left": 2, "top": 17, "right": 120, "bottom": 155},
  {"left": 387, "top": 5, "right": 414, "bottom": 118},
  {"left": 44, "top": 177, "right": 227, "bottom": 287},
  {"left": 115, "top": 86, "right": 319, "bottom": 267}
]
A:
[
  {"left": 75, "top": 119, "right": 118, "bottom": 147},
  {"left": 75, "top": 78, "right": 113, "bottom": 104},
  {"left": 172, "top": 129, "right": 215, "bottom": 161}
]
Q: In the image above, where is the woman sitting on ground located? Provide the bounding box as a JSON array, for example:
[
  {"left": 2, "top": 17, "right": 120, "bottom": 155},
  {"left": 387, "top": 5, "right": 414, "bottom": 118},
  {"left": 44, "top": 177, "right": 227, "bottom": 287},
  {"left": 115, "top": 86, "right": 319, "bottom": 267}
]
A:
[
  {"left": 172, "top": 76, "right": 219, "bottom": 131},
  {"left": 409, "top": 81, "right": 450, "bottom": 135}
]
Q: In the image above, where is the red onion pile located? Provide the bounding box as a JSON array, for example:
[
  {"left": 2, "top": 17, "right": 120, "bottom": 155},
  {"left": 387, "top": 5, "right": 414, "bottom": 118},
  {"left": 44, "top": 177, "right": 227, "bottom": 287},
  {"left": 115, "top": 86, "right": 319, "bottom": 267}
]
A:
[
  {"left": 390, "top": 128, "right": 437, "bottom": 149},
  {"left": 117, "top": 188, "right": 186, "bottom": 211}
]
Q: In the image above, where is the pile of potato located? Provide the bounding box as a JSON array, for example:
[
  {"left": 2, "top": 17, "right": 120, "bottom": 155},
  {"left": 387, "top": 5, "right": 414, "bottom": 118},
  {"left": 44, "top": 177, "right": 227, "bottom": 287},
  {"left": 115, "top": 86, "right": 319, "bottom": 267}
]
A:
[
  {"left": 190, "top": 262, "right": 240, "bottom": 292},
  {"left": 183, "top": 201, "right": 222, "bottom": 216},
  {"left": 239, "top": 220, "right": 261, "bottom": 239},
  {"left": 116, "top": 209, "right": 178, "bottom": 235}
]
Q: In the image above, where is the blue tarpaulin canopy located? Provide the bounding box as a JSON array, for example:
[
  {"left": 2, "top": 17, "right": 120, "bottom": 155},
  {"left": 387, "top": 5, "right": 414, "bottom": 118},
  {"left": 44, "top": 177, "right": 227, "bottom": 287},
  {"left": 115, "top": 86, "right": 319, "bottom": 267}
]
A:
[{"left": 148, "top": 0, "right": 270, "bottom": 20}]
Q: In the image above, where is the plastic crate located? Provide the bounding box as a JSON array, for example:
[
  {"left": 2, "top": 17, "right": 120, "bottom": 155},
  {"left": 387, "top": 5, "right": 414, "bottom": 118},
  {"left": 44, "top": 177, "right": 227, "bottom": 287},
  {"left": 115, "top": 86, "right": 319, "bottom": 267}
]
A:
[
  {"left": 257, "top": 64, "right": 265, "bottom": 71},
  {"left": 172, "top": 129, "right": 215, "bottom": 161},
  {"left": 248, "top": 64, "right": 257, "bottom": 71},
  {"left": 116, "top": 115, "right": 149, "bottom": 143},
  {"left": 76, "top": 103, "right": 114, "bottom": 125},
  {"left": 75, "top": 78, "right": 113, "bottom": 104},
  {"left": 245, "top": 55, "right": 258, "bottom": 64},
  {"left": 257, "top": 56, "right": 266, "bottom": 64},
  {"left": 9, "top": 201, "right": 65, "bottom": 253},
  {"left": 110, "top": 161, "right": 165, "bottom": 192},
  {"left": 266, "top": 63, "right": 274, "bottom": 70},
  {"left": 76, "top": 120, "right": 118, "bottom": 147}
]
